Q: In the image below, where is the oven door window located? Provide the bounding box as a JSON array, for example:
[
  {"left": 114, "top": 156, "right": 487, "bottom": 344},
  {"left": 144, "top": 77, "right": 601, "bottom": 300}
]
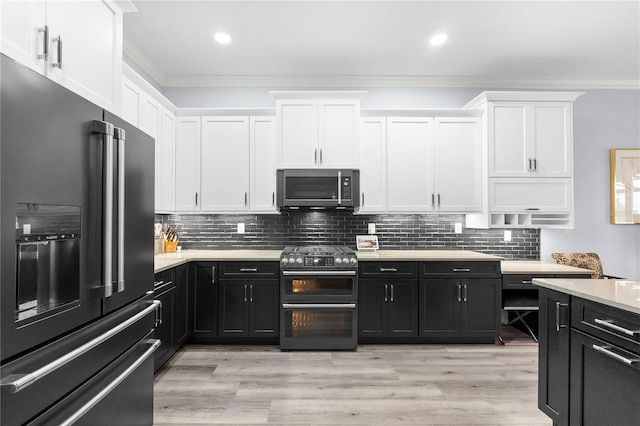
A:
[
  {"left": 285, "top": 177, "right": 337, "bottom": 200},
  {"left": 284, "top": 308, "right": 354, "bottom": 339},
  {"left": 283, "top": 276, "right": 355, "bottom": 298}
]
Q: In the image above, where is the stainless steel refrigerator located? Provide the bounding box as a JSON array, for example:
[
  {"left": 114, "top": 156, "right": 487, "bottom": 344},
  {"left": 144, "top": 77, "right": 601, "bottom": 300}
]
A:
[{"left": 0, "top": 54, "right": 159, "bottom": 425}]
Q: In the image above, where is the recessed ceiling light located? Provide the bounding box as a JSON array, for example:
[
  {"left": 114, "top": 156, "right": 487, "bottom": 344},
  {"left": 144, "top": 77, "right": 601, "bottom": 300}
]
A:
[
  {"left": 214, "top": 32, "right": 231, "bottom": 45},
  {"left": 429, "top": 33, "right": 448, "bottom": 46}
]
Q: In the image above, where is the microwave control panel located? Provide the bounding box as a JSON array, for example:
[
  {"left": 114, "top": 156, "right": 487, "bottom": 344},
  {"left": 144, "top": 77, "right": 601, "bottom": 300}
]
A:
[{"left": 342, "top": 177, "right": 352, "bottom": 200}]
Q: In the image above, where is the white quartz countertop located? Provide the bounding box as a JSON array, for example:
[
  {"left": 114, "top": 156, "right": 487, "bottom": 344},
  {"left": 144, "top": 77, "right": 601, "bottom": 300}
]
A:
[
  {"left": 154, "top": 249, "right": 503, "bottom": 273},
  {"left": 533, "top": 278, "right": 640, "bottom": 315},
  {"left": 501, "top": 260, "right": 594, "bottom": 275}
]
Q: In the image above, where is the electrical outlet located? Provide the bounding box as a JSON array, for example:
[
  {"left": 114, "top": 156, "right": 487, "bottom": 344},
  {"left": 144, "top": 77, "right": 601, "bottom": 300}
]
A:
[
  {"left": 368, "top": 223, "right": 376, "bottom": 234},
  {"left": 504, "top": 230, "right": 512, "bottom": 242},
  {"left": 454, "top": 223, "right": 462, "bottom": 234},
  {"left": 237, "top": 223, "right": 245, "bottom": 234}
]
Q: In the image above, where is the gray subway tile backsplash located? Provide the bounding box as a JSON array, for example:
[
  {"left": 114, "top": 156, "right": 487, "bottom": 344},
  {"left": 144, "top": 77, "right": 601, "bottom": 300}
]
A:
[{"left": 156, "top": 211, "right": 539, "bottom": 259}]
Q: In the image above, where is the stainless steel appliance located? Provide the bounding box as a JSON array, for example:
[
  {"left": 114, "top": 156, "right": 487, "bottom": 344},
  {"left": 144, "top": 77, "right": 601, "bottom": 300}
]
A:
[
  {"left": 279, "top": 246, "right": 358, "bottom": 350},
  {"left": 1, "top": 54, "right": 158, "bottom": 425},
  {"left": 276, "top": 169, "right": 360, "bottom": 209}
]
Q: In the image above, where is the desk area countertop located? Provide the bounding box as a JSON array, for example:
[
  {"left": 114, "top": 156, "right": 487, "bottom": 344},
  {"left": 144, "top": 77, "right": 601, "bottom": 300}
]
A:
[
  {"left": 501, "top": 260, "right": 594, "bottom": 275},
  {"left": 533, "top": 278, "right": 640, "bottom": 315}
]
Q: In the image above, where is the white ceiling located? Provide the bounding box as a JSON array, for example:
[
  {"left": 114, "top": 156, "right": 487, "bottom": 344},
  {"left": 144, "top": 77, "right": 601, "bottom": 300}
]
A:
[{"left": 123, "top": 1, "right": 640, "bottom": 89}]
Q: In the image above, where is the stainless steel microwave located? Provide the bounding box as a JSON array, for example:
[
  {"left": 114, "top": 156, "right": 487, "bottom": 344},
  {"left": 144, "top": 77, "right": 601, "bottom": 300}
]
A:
[{"left": 276, "top": 169, "right": 360, "bottom": 209}]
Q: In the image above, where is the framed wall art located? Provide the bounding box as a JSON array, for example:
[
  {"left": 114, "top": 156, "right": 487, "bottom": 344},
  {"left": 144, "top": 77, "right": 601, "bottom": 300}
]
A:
[{"left": 610, "top": 148, "right": 640, "bottom": 224}]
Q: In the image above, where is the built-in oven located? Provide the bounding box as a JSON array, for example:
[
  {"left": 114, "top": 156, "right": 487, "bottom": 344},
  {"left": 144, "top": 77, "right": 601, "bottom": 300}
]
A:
[
  {"left": 276, "top": 169, "right": 359, "bottom": 209},
  {"left": 279, "top": 246, "right": 358, "bottom": 351}
]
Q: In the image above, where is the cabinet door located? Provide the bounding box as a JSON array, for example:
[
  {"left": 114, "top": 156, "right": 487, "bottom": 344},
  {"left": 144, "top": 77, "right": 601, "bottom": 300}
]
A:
[
  {"left": 318, "top": 100, "right": 359, "bottom": 168},
  {"left": 250, "top": 117, "right": 277, "bottom": 213},
  {"left": 532, "top": 103, "right": 572, "bottom": 177},
  {"left": 0, "top": 1, "right": 47, "bottom": 74},
  {"left": 218, "top": 280, "right": 249, "bottom": 336},
  {"left": 419, "top": 279, "right": 458, "bottom": 336},
  {"left": 154, "top": 284, "right": 175, "bottom": 371},
  {"left": 277, "top": 100, "right": 318, "bottom": 168},
  {"left": 490, "top": 178, "right": 572, "bottom": 212},
  {"left": 139, "top": 96, "right": 162, "bottom": 211},
  {"left": 358, "top": 280, "right": 388, "bottom": 337},
  {"left": 489, "top": 103, "right": 527, "bottom": 177},
  {"left": 387, "top": 117, "right": 433, "bottom": 212},
  {"left": 120, "top": 76, "right": 142, "bottom": 126},
  {"left": 387, "top": 281, "right": 418, "bottom": 337},
  {"left": 538, "top": 288, "right": 570, "bottom": 425},
  {"left": 249, "top": 280, "right": 279, "bottom": 337},
  {"left": 175, "top": 116, "right": 201, "bottom": 211},
  {"left": 46, "top": 0, "right": 122, "bottom": 111},
  {"left": 459, "top": 279, "right": 500, "bottom": 336},
  {"left": 201, "top": 116, "right": 250, "bottom": 212},
  {"left": 359, "top": 117, "right": 387, "bottom": 213},
  {"left": 173, "top": 264, "right": 189, "bottom": 347},
  {"left": 569, "top": 329, "right": 640, "bottom": 426},
  {"left": 159, "top": 108, "right": 176, "bottom": 212},
  {"left": 191, "top": 263, "right": 217, "bottom": 338},
  {"left": 434, "top": 117, "right": 482, "bottom": 212}
]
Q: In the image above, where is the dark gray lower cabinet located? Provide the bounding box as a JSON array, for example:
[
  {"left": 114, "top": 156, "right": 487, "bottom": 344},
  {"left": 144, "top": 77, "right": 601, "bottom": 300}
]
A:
[
  {"left": 419, "top": 278, "right": 500, "bottom": 341},
  {"left": 538, "top": 288, "right": 570, "bottom": 425},
  {"left": 174, "top": 264, "right": 189, "bottom": 346},
  {"left": 359, "top": 279, "right": 418, "bottom": 338},
  {"left": 154, "top": 281, "right": 175, "bottom": 371},
  {"left": 218, "top": 279, "right": 279, "bottom": 338},
  {"left": 191, "top": 262, "right": 218, "bottom": 339}
]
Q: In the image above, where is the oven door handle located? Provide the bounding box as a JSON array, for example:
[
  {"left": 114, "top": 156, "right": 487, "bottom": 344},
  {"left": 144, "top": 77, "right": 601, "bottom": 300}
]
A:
[
  {"left": 282, "top": 270, "right": 356, "bottom": 276},
  {"left": 282, "top": 303, "right": 356, "bottom": 309}
]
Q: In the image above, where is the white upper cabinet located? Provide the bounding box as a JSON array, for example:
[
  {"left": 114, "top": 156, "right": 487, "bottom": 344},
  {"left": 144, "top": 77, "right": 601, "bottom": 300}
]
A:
[
  {"left": 385, "top": 115, "right": 482, "bottom": 213},
  {"left": 489, "top": 102, "right": 573, "bottom": 177},
  {"left": 175, "top": 116, "right": 202, "bottom": 212},
  {"left": 273, "top": 92, "right": 365, "bottom": 169},
  {"left": 250, "top": 117, "right": 278, "bottom": 213},
  {"left": 1, "top": 0, "right": 127, "bottom": 112},
  {"left": 158, "top": 108, "right": 176, "bottom": 212},
  {"left": 200, "top": 117, "right": 250, "bottom": 212},
  {"left": 359, "top": 117, "right": 387, "bottom": 213}
]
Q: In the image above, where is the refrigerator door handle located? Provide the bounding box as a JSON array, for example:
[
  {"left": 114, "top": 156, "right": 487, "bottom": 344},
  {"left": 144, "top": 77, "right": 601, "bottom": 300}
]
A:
[
  {"left": 93, "top": 120, "right": 115, "bottom": 298},
  {"left": 0, "top": 301, "right": 160, "bottom": 394},
  {"left": 57, "top": 339, "right": 160, "bottom": 426},
  {"left": 114, "top": 127, "right": 126, "bottom": 293}
]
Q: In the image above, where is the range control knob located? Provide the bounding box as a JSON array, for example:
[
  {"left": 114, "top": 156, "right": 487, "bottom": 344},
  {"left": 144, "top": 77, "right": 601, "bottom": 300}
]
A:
[
  {"left": 281, "top": 258, "right": 289, "bottom": 265},
  {"left": 288, "top": 257, "right": 295, "bottom": 265},
  {"left": 295, "top": 257, "right": 303, "bottom": 265},
  {"left": 335, "top": 258, "right": 342, "bottom": 265},
  {"left": 349, "top": 258, "right": 357, "bottom": 265},
  {"left": 342, "top": 258, "right": 350, "bottom": 265}
]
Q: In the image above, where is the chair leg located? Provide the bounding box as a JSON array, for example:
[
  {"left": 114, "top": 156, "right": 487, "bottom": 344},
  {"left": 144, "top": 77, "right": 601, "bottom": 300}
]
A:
[{"left": 507, "top": 310, "right": 538, "bottom": 342}]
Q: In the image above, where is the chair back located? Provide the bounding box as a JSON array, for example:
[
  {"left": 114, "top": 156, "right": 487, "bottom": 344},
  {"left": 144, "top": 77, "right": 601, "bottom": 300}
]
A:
[{"left": 551, "top": 252, "right": 604, "bottom": 279}]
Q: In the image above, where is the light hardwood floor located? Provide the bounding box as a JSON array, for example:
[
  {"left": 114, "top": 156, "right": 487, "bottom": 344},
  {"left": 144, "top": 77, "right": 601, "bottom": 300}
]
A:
[{"left": 153, "top": 344, "right": 549, "bottom": 425}]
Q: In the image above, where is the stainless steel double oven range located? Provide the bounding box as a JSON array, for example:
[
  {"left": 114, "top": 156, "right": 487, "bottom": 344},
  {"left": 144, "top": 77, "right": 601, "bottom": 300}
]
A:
[{"left": 279, "top": 246, "right": 358, "bottom": 350}]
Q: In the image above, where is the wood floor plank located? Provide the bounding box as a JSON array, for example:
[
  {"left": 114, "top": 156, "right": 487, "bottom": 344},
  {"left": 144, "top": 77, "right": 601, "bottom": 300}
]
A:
[{"left": 153, "top": 344, "right": 548, "bottom": 425}]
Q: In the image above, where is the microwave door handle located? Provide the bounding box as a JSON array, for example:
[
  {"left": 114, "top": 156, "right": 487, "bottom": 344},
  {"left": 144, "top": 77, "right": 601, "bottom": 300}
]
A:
[
  {"left": 93, "top": 121, "right": 115, "bottom": 298},
  {"left": 114, "top": 127, "right": 125, "bottom": 293},
  {"left": 337, "top": 171, "right": 342, "bottom": 205}
]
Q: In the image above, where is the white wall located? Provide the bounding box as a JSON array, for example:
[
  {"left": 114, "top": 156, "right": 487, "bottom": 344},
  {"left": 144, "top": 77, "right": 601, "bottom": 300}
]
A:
[{"left": 162, "top": 86, "right": 640, "bottom": 278}]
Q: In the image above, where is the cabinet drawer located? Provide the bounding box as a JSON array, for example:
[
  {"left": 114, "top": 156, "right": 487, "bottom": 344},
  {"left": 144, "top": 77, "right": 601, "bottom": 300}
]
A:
[
  {"left": 154, "top": 270, "right": 174, "bottom": 288},
  {"left": 503, "top": 274, "right": 554, "bottom": 289},
  {"left": 219, "top": 262, "right": 279, "bottom": 277},
  {"left": 420, "top": 261, "right": 501, "bottom": 277},
  {"left": 571, "top": 297, "right": 640, "bottom": 354},
  {"left": 359, "top": 262, "right": 418, "bottom": 277}
]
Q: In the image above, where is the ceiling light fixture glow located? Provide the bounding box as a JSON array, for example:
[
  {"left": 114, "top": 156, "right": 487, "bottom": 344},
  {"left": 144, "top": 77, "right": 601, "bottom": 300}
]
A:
[
  {"left": 214, "top": 32, "right": 231, "bottom": 44},
  {"left": 429, "top": 33, "right": 448, "bottom": 46}
]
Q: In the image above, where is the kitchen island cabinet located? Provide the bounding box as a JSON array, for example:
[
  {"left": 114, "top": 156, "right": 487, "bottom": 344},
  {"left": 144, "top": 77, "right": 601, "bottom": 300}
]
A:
[{"left": 534, "top": 278, "right": 640, "bottom": 426}]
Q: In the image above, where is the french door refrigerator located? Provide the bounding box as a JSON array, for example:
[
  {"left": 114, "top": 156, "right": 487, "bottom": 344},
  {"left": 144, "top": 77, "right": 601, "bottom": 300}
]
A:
[{"left": 0, "top": 54, "right": 159, "bottom": 425}]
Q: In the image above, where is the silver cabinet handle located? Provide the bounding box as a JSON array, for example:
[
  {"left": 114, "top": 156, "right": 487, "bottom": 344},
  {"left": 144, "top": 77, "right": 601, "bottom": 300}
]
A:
[
  {"left": 337, "top": 171, "right": 342, "bottom": 205},
  {"left": 528, "top": 158, "right": 532, "bottom": 171},
  {"left": 93, "top": 121, "right": 115, "bottom": 298},
  {"left": 114, "top": 127, "right": 126, "bottom": 293},
  {"left": 390, "top": 284, "right": 394, "bottom": 302},
  {"left": 521, "top": 280, "right": 534, "bottom": 285},
  {"left": 437, "top": 193, "right": 441, "bottom": 207},
  {"left": 594, "top": 319, "right": 640, "bottom": 337},
  {"left": 244, "top": 284, "right": 248, "bottom": 302},
  {"left": 240, "top": 268, "right": 258, "bottom": 273},
  {"left": 379, "top": 267, "right": 398, "bottom": 272},
  {"left": 58, "top": 339, "right": 160, "bottom": 426},
  {"left": 453, "top": 268, "right": 471, "bottom": 272},
  {"left": 282, "top": 303, "right": 356, "bottom": 309},
  {"left": 555, "top": 302, "right": 569, "bottom": 332},
  {"left": 0, "top": 301, "right": 160, "bottom": 393},
  {"left": 250, "top": 284, "right": 253, "bottom": 302},
  {"left": 38, "top": 26, "right": 49, "bottom": 60},
  {"left": 463, "top": 284, "right": 468, "bottom": 302},
  {"left": 592, "top": 344, "right": 640, "bottom": 366},
  {"left": 195, "top": 192, "right": 198, "bottom": 206},
  {"left": 362, "top": 193, "right": 365, "bottom": 206},
  {"left": 244, "top": 192, "right": 248, "bottom": 206},
  {"left": 51, "top": 35, "right": 62, "bottom": 68},
  {"left": 384, "top": 284, "right": 388, "bottom": 302},
  {"left": 431, "top": 193, "right": 435, "bottom": 207},
  {"left": 272, "top": 192, "right": 275, "bottom": 206},
  {"left": 533, "top": 158, "right": 537, "bottom": 171},
  {"left": 314, "top": 149, "right": 318, "bottom": 164},
  {"left": 211, "top": 266, "right": 216, "bottom": 284},
  {"left": 320, "top": 149, "right": 323, "bottom": 164},
  {"left": 456, "top": 284, "right": 462, "bottom": 302}
]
